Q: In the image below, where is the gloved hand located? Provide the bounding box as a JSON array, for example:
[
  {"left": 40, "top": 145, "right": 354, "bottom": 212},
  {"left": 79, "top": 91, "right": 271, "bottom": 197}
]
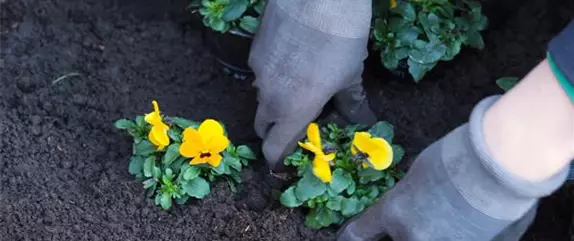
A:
[
  {"left": 249, "top": 0, "right": 377, "bottom": 172},
  {"left": 336, "top": 96, "right": 569, "bottom": 241}
]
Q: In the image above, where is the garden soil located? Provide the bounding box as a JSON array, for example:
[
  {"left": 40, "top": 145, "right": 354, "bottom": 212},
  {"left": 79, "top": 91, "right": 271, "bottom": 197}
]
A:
[{"left": 0, "top": 0, "right": 572, "bottom": 240}]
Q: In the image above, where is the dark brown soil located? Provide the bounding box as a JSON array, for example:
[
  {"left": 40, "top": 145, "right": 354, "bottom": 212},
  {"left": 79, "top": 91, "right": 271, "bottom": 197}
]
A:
[{"left": 0, "top": 0, "right": 572, "bottom": 240}]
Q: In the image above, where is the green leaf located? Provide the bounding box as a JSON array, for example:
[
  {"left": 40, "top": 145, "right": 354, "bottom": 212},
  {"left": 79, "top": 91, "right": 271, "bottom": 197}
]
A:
[
  {"left": 305, "top": 209, "right": 323, "bottom": 229},
  {"left": 165, "top": 168, "right": 174, "bottom": 180},
  {"left": 391, "top": 144, "right": 405, "bottom": 166},
  {"left": 134, "top": 140, "right": 156, "bottom": 156},
  {"left": 341, "top": 197, "right": 362, "bottom": 217},
  {"left": 143, "top": 178, "right": 157, "bottom": 189},
  {"left": 465, "top": 30, "right": 484, "bottom": 49},
  {"left": 280, "top": 186, "right": 303, "bottom": 208},
  {"left": 326, "top": 196, "right": 344, "bottom": 211},
  {"left": 346, "top": 179, "right": 356, "bottom": 195},
  {"left": 239, "top": 16, "right": 260, "bottom": 34},
  {"left": 135, "top": 116, "right": 146, "bottom": 128},
  {"left": 224, "top": 156, "right": 242, "bottom": 172},
  {"left": 222, "top": 0, "right": 249, "bottom": 21},
  {"left": 128, "top": 156, "right": 145, "bottom": 175},
  {"left": 381, "top": 49, "right": 399, "bottom": 69},
  {"left": 327, "top": 169, "right": 352, "bottom": 195},
  {"left": 212, "top": 160, "right": 231, "bottom": 175},
  {"left": 368, "top": 121, "right": 394, "bottom": 142},
  {"left": 426, "top": 13, "right": 441, "bottom": 33},
  {"left": 167, "top": 129, "right": 182, "bottom": 142},
  {"left": 496, "top": 77, "right": 519, "bottom": 92},
  {"left": 396, "top": 27, "right": 419, "bottom": 46},
  {"left": 152, "top": 166, "right": 162, "bottom": 179},
  {"left": 172, "top": 117, "right": 199, "bottom": 129},
  {"left": 183, "top": 166, "right": 200, "bottom": 180},
  {"left": 254, "top": 0, "right": 265, "bottom": 14},
  {"left": 295, "top": 172, "right": 327, "bottom": 201},
  {"left": 182, "top": 177, "right": 211, "bottom": 199},
  {"left": 442, "top": 40, "right": 462, "bottom": 61},
  {"left": 162, "top": 143, "right": 180, "bottom": 166},
  {"left": 236, "top": 145, "right": 256, "bottom": 160},
  {"left": 386, "top": 175, "right": 396, "bottom": 188},
  {"left": 171, "top": 156, "right": 188, "bottom": 173},
  {"left": 160, "top": 192, "right": 172, "bottom": 210},
  {"left": 392, "top": 2, "right": 416, "bottom": 22},
  {"left": 316, "top": 207, "right": 342, "bottom": 227},
  {"left": 407, "top": 58, "right": 436, "bottom": 82},
  {"left": 358, "top": 168, "right": 386, "bottom": 184},
  {"left": 114, "top": 119, "right": 137, "bottom": 130},
  {"left": 143, "top": 156, "right": 156, "bottom": 178},
  {"left": 388, "top": 17, "right": 406, "bottom": 32},
  {"left": 175, "top": 195, "right": 190, "bottom": 205}
]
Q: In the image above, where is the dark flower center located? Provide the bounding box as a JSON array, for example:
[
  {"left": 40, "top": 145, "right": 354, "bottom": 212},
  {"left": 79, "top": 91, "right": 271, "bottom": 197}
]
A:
[{"left": 200, "top": 152, "right": 212, "bottom": 158}]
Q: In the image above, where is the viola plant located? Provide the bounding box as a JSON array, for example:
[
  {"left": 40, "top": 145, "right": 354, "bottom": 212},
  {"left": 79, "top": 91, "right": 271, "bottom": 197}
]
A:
[
  {"left": 188, "top": 0, "right": 265, "bottom": 34},
  {"left": 371, "top": 0, "right": 488, "bottom": 81},
  {"left": 280, "top": 121, "right": 405, "bottom": 229},
  {"left": 114, "top": 100, "right": 256, "bottom": 210}
]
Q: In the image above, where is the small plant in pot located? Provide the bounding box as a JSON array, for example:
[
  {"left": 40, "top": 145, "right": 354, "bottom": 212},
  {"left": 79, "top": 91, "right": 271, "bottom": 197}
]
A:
[
  {"left": 188, "top": 0, "right": 265, "bottom": 79},
  {"left": 371, "top": 0, "right": 488, "bottom": 82}
]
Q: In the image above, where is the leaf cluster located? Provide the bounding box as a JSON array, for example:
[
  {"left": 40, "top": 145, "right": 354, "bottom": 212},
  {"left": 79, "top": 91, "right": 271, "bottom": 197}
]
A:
[
  {"left": 189, "top": 0, "right": 265, "bottom": 34},
  {"left": 114, "top": 116, "right": 256, "bottom": 210},
  {"left": 372, "top": 0, "right": 488, "bottom": 81},
  {"left": 279, "top": 122, "right": 405, "bottom": 229}
]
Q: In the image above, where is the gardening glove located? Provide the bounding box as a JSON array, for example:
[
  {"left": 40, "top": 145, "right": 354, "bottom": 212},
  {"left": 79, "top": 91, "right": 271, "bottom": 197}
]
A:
[
  {"left": 336, "top": 96, "right": 570, "bottom": 241},
  {"left": 249, "top": 0, "right": 376, "bottom": 172}
]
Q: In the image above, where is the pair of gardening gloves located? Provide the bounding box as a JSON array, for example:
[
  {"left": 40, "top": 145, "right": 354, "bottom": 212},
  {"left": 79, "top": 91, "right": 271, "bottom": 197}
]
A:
[{"left": 240, "top": 0, "right": 377, "bottom": 211}]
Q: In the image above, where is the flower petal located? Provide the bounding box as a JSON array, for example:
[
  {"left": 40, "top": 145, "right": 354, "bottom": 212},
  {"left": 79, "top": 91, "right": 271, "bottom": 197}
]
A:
[
  {"left": 182, "top": 127, "right": 202, "bottom": 144},
  {"left": 323, "top": 153, "right": 336, "bottom": 162},
  {"left": 352, "top": 132, "right": 375, "bottom": 153},
  {"left": 190, "top": 156, "right": 207, "bottom": 165},
  {"left": 207, "top": 135, "right": 229, "bottom": 154},
  {"left": 149, "top": 126, "right": 170, "bottom": 150},
  {"left": 145, "top": 100, "right": 162, "bottom": 125},
  {"left": 367, "top": 138, "right": 393, "bottom": 170},
  {"left": 312, "top": 157, "right": 332, "bottom": 183},
  {"left": 207, "top": 153, "right": 223, "bottom": 167},
  {"left": 179, "top": 138, "right": 202, "bottom": 158},
  {"left": 298, "top": 141, "right": 321, "bottom": 154},
  {"left": 307, "top": 123, "right": 322, "bottom": 149},
  {"left": 198, "top": 119, "right": 225, "bottom": 142}
]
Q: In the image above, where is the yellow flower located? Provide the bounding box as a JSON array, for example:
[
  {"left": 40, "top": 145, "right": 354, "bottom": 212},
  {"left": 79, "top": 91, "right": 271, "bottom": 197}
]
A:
[
  {"left": 145, "top": 100, "right": 170, "bottom": 150},
  {"left": 352, "top": 132, "right": 393, "bottom": 170},
  {"left": 390, "top": 0, "right": 397, "bottom": 8},
  {"left": 179, "top": 119, "right": 229, "bottom": 167},
  {"left": 298, "top": 123, "right": 336, "bottom": 183}
]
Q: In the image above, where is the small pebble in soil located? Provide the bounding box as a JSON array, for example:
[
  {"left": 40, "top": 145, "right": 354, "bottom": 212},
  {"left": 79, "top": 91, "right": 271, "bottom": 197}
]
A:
[{"left": 16, "top": 77, "right": 37, "bottom": 93}]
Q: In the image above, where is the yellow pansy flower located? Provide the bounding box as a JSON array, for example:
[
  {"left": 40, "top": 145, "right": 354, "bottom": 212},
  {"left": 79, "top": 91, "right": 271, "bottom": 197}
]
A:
[
  {"left": 390, "top": 0, "right": 397, "bottom": 8},
  {"left": 352, "top": 132, "right": 393, "bottom": 170},
  {"left": 145, "top": 100, "right": 170, "bottom": 150},
  {"left": 179, "top": 119, "right": 229, "bottom": 167},
  {"left": 298, "top": 123, "right": 336, "bottom": 183}
]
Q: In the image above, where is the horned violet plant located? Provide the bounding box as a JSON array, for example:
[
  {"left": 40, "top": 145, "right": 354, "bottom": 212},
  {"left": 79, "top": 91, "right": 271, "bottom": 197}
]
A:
[
  {"left": 189, "top": 0, "right": 265, "bottom": 34},
  {"left": 280, "top": 121, "right": 405, "bottom": 229},
  {"left": 371, "top": 0, "right": 488, "bottom": 81},
  {"left": 114, "top": 100, "right": 256, "bottom": 210}
]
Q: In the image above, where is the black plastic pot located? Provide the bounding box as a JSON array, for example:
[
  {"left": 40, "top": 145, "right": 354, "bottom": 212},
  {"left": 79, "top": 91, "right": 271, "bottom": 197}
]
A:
[{"left": 204, "top": 28, "right": 254, "bottom": 80}]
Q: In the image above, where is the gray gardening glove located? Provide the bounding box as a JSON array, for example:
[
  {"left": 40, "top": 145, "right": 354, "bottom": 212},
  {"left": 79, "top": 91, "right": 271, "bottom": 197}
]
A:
[
  {"left": 337, "top": 96, "right": 570, "bottom": 241},
  {"left": 249, "top": 0, "right": 376, "bottom": 172}
]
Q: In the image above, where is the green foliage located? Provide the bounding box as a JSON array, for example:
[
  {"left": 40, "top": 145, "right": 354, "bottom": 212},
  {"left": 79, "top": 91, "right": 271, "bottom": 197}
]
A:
[
  {"left": 371, "top": 0, "right": 488, "bottom": 82},
  {"left": 114, "top": 116, "right": 256, "bottom": 211},
  {"left": 189, "top": 0, "right": 265, "bottom": 34},
  {"left": 496, "top": 76, "right": 519, "bottom": 92},
  {"left": 280, "top": 122, "right": 405, "bottom": 229}
]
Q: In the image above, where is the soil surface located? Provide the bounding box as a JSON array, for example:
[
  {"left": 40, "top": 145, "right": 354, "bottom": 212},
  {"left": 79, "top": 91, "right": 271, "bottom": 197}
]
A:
[{"left": 1, "top": 0, "right": 572, "bottom": 240}]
